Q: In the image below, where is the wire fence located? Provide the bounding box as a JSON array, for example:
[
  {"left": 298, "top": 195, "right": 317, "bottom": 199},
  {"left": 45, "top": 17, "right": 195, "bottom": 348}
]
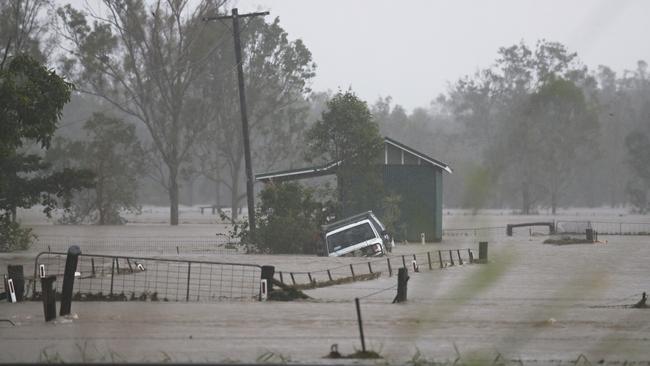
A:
[
  {"left": 442, "top": 226, "right": 506, "bottom": 239},
  {"left": 555, "top": 220, "right": 650, "bottom": 235},
  {"left": 30, "top": 234, "right": 241, "bottom": 255},
  {"left": 30, "top": 252, "right": 262, "bottom": 302},
  {"left": 275, "top": 248, "right": 476, "bottom": 288}
]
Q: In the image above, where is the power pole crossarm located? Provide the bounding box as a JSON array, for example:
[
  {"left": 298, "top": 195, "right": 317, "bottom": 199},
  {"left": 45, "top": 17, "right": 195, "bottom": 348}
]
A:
[
  {"left": 203, "top": 8, "right": 269, "bottom": 244},
  {"left": 202, "top": 11, "right": 269, "bottom": 21}
]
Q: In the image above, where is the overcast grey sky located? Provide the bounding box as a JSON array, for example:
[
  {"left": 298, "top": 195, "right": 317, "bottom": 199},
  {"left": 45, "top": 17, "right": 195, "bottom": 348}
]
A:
[
  {"left": 234, "top": 0, "right": 650, "bottom": 111},
  {"left": 70, "top": 0, "right": 650, "bottom": 111}
]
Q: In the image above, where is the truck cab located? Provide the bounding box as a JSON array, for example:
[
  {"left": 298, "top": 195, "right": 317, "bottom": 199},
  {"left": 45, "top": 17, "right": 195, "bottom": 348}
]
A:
[{"left": 318, "top": 211, "right": 390, "bottom": 257}]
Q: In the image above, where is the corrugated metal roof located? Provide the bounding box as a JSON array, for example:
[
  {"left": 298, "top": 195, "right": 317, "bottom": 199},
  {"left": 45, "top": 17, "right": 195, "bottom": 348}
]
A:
[{"left": 255, "top": 137, "right": 452, "bottom": 182}]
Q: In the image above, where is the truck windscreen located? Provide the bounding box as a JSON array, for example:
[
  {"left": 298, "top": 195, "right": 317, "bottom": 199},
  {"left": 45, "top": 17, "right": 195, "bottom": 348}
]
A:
[{"left": 327, "top": 222, "right": 375, "bottom": 253}]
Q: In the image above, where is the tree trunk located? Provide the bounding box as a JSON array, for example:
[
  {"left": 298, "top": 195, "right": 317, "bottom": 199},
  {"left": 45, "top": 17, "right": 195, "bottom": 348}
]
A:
[
  {"left": 551, "top": 191, "right": 557, "bottom": 215},
  {"left": 187, "top": 178, "right": 194, "bottom": 207},
  {"left": 230, "top": 172, "right": 239, "bottom": 223},
  {"left": 169, "top": 166, "right": 179, "bottom": 226},
  {"left": 97, "top": 181, "right": 104, "bottom": 225},
  {"left": 522, "top": 181, "right": 530, "bottom": 215}
]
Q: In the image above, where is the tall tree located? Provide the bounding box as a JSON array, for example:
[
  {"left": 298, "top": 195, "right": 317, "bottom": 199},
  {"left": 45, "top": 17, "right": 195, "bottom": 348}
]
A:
[
  {"left": 47, "top": 113, "right": 145, "bottom": 224},
  {"left": 0, "top": 53, "right": 93, "bottom": 231},
  {"left": 57, "top": 0, "right": 220, "bottom": 225},
  {"left": 625, "top": 132, "right": 650, "bottom": 213},
  {"left": 306, "top": 90, "right": 384, "bottom": 216},
  {"left": 195, "top": 15, "right": 315, "bottom": 220},
  {"left": 527, "top": 77, "right": 599, "bottom": 214},
  {"left": 1, "top": 0, "right": 93, "bottom": 231},
  {"left": 445, "top": 40, "right": 597, "bottom": 213}
]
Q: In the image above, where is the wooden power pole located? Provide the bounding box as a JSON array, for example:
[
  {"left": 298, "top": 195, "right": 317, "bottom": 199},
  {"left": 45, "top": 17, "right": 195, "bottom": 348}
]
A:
[{"left": 203, "top": 8, "right": 269, "bottom": 243}]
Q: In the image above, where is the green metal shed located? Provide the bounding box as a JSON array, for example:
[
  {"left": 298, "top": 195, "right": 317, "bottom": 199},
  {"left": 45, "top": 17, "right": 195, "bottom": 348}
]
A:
[{"left": 255, "top": 137, "right": 452, "bottom": 242}]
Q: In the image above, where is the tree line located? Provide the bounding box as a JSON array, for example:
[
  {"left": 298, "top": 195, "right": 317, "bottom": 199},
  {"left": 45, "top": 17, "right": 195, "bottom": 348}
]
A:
[{"left": 2, "top": 1, "right": 650, "bottom": 243}]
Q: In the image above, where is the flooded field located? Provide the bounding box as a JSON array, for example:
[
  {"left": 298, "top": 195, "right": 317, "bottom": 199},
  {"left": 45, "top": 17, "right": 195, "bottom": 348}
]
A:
[{"left": 1, "top": 209, "right": 649, "bottom": 363}]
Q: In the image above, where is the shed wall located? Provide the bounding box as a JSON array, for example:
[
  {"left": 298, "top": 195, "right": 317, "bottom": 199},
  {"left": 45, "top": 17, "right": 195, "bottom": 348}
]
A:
[{"left": 381, "top": 165, "right": 442, "bottom": 242}]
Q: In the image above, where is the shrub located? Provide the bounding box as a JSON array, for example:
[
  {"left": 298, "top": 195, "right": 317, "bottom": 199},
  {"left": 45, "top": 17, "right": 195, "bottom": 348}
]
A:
[
  {"left": 0, "top": 221, "right": 35, "bottom": 252},
  {"left": 253, "top": 182, "right": 325, "bottom": 254}
]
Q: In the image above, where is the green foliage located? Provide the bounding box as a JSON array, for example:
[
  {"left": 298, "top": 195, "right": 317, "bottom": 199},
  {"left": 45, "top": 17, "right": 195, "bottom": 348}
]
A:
[
  {"left": 306, "top": 90, "right": 384, "bottom": 216},
  {"left": 0, "top": 53, "right": 93, "bottom": 223},
  {"left": 47, "top": 113, "right": 144, "bottom": 224},
  {"left": 446, "top": 40, "right": 598, "bottom": 213},
  {"left": 254, "top": 182, "right": 324, "bottom": 254},
  {"left": 625, "top": 132, "right": 650, "bottom": 213},
  {"left": 195, "top": 14, "right": 315, "bottom": 219},
  {"left": 462, "top": 165, "right": 491, "bottom": 212},
  {"left": 0, "top": 220, "right": 34, "bottom": 252},
  {"left": 57, "top": 1, "right": 214, "bottom": 225},
  {"left": 0, "top": 54, "right": 74, "bottom": 156}
]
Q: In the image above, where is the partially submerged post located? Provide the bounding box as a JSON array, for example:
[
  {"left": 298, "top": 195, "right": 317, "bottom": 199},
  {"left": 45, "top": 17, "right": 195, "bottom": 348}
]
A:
[
  {"left": 7, "top": 265, "right": 24, "bottom": 302},
  {"left": 41, "top": 275, "right": 57, "bottom": 321},
  {"left": 354, "top": 298, "right": 366, "bottom": 353},
  {"left": 60, "top": 245, "right": 81, "bottom": 316},
  {"left": 479, "top": 241, "right": 488, "bottom": 263},
  {"left": 260, "top": 266, "right": 275, "bottom": 300},
  {"left": 393, "top": 267, "right": 409, "bottom": 303}
]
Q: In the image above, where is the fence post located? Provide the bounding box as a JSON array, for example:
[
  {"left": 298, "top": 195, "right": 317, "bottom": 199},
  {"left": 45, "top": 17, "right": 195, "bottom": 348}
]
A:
[
  {"left": 387, "top": 257, "right": 392, "bottom": 277},
  {"left": 506, "top": 225, "right": 513, "bottom": 236},
  {"left": 279, "top": 271, "right": 284, "bottom": 284},
  {"left": 427, "top": 252, "right": 432, "bottom": 270},
  {"left": 401, "top": 255, "right": 406, "bottom": 268},
  {"left": 327, "top": 269, "right": 333, "bottom": 281},
  {"left": 186, "top": 262, "right": 191, "bottom": 302},
  {"left": 468, "top": 249, "right": 474, "bottom": 263},
  {"left": 367, "top": 262, "right": 373, "bottom": 274},
  {"left": 393, "top": 267, "right": 409, "bottom": 303},
  {"left": 355, "top": 298, "right": 366, "bottom": 353},
  {"left": 41, "top": 275, "right": 57, "bottom": 322},
  {"left": 290, "top": 272, "right": 296, "bottom": 286},
  {"left": 307, "top": 272, "right": 313, "bottom": 283},
  {"left": 7, "top": 265, "right": 24, "bottom": 302},
  {"left": 479, "top": 241, "right": 488, "bottom": 263},
  {"left": 438, "top": 251, "right": 443, "bottom": 268},
  {"left": 457, "top": 250, "right": 463, "bottom": 265},
  {"left": 350, "top": 264, "right": 356, "bottom": 280},
  {"left": 60, "top": 245, "right": 81, "bottom": 316},
  {"left": 260, "top": 266, "right": 275, "bottom": 300},
  {"left": 449, "top": 250, "right": 455, "bottom": 266},
  {"left": 110, "top": 257, "right": 115, "bottom": 296}
]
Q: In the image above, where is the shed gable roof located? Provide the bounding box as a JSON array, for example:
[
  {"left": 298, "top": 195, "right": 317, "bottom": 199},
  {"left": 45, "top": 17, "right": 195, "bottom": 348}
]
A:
[{"left": 255, "top": 137, "right": 451, "bottom": 182}]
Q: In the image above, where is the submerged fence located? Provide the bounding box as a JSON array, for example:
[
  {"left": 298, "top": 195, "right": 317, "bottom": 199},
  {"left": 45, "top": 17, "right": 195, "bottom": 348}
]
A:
[
  {"left": 31, "top": 252, "right": 261, "bottom": 302},
  {"left": 555, "top": 220, "right": 650, "bottom": 235},
  {"left": 31, "top": 235, "right": 240, "bottom": 255},
  {"left": 276, "top": 248, "right": 477, "bottom": 288},
  {"left": 442, "top": 227, "right": 506, "bottom": 239}
]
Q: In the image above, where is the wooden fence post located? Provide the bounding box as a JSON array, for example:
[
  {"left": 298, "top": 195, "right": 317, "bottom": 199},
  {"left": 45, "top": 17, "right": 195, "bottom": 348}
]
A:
[
  {"left": 41, "top": 275, "right": 57, "bottom": 322},
  {"left": 60, "top": 245, "right": 81, "bottom": 316},
  {"left": 387, "top": 257, "right": 392, "bottom": 277},
  {"left": 392, "top": 267, "right": 409, "bottom": 303},
  {"left": 479, "top": 242, "right": 488, "bottom": 263}
]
